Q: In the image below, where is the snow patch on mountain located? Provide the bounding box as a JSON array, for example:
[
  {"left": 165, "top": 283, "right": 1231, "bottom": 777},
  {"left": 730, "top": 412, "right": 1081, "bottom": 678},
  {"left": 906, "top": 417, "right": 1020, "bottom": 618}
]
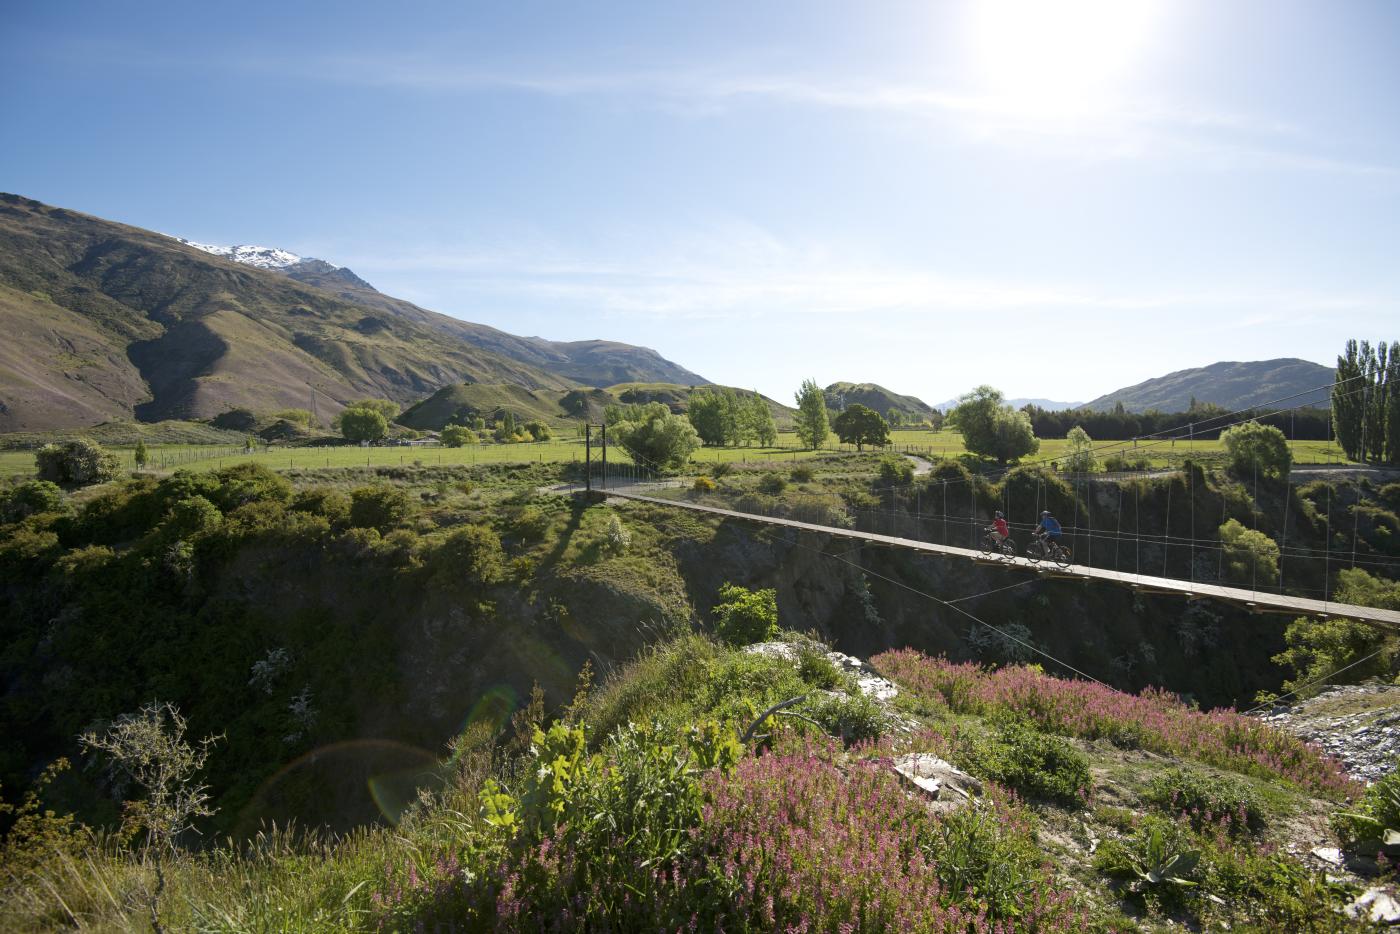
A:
[{"left": 173, "top": 237, "right": 304, "bottom": 270}]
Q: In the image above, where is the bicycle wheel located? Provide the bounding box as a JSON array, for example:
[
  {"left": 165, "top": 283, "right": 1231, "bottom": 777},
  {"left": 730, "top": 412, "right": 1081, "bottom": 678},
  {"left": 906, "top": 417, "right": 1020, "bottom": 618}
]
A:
[
  {"left": 1000, "top": 540, "right": 1017, "bottom": 559},
  {"left": 1053, "top": 543, "right": 1072, "bottom": 569},
  {"left": 1025, "top": 539, "right": 1044, "bottom": 564},
  {"left": 978, "top": 534, "right": 994, "bottom": 557}
]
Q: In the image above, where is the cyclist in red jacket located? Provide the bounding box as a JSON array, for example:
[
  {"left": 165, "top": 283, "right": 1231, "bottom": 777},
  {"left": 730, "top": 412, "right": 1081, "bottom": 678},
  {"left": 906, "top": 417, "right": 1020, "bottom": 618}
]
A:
[{"left": 991, "top": 510, "right": 1010, "bottom": 544}]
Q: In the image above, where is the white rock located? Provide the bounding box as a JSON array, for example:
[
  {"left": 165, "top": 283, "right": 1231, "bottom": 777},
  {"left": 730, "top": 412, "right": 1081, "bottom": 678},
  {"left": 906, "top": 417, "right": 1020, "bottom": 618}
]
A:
[
  {"left": 1310, "top": 846, "right": 1344, "bottom": 866},
  {"left": 1346, "top": 887, "right": 1400, "bottom": 924},
  {"left": 892, "top": 753, "right": 983, "bottom": 800}
]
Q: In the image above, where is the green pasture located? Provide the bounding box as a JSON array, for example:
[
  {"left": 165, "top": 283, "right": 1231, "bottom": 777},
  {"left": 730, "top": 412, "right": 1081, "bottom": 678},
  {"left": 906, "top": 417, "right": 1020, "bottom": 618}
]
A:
[{"left": 0, "top": 427, "right": 1353, "bottom": 481}]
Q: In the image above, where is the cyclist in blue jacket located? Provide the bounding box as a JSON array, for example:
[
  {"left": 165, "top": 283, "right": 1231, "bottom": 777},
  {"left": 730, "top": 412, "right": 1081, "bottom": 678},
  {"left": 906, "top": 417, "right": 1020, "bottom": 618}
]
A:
[{"left": 1036, "top": 511, "right": 1063, "bottom": 548}]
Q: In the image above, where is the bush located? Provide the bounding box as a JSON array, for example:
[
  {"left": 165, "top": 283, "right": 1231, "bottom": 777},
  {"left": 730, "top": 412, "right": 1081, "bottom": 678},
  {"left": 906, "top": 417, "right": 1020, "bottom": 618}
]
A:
[
  {"left": 603, "top": 514, "right": 631, "bottom": 554},
  {"left": 709, "top": 462, "right": 734, "bottom": 479},
  {"left": 35, "top": 439, "right": 119, "bottom": 488},
  {"left": 756, "top": 473, "right": 786, "bottom": 495},
  {"left": 1221, "top": 421, "right": 1292, "bottom": 480},
  {"left": 789, "top": 464, "right": 814, "bottom": 483},
  {"left": 1, "top": 480, "right": 64, "bottom": 522},
  {"left": 1219, "top": 518, "right": 1280, "bottom": 586},
  {"left": 1094, "top": 815, "right": 1201, "bottom": 910},
  {"left": 1144, "top": 767, "right": 1267, "bottom": 834},
  {"left": 1331, "top": 758, "right": 1400, "bottom": 855},
  {"left": 609, "top": 402, "right": 701, "bottom": 469},
  {"left": 957, "top": 716, "right": 1091, "bottom": 803},
  {"left": 157, "top": 495, "right": 223, "bottom": 542},
  {"left": 206, "top": 462, "right": 292, "bottom": 511},
  {"left": 692, "top": 475, "right": 716, "bottom": 493},
  {"left": 878, "top": 455, "right": 913, "bottom": 486},
  {"left": 712, "top": 582, "right": 779, "bottom": 646},
  {"left": 509, "top": 505, "right": 551, "bottom": 542},
  {"left": 289, "top": 487, "right": 351, "bottom": 523},
  {"left": 348, "top": 486, "right": 411, "bottom": 531},
  {"left": 522, "top": 420, "right": 551, "bottom": 442},
  {"left": 794, "top": 642, "right": 844, "bottom": 689},
  {"left": 807, "top": 692, "right": 890, "bottom": 744},
  {"left": 430, "top": 524, "right": 505, "bottom": 588}
]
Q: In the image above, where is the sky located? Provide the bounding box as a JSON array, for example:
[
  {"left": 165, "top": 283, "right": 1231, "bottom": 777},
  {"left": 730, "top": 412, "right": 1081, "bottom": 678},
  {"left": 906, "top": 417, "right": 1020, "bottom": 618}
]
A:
[{"left": 3, "top": 0, "right": 1398, "bottom": 406}]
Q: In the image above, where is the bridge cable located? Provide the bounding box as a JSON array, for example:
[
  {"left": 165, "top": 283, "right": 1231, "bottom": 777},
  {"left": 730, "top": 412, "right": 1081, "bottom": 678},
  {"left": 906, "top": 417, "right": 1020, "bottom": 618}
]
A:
[
  {"left": 753, "top": 526, "right": 1111, "bottom": 688},
  {"left": 1239, "top": 647, "right": 1388, "bottom": 717}
]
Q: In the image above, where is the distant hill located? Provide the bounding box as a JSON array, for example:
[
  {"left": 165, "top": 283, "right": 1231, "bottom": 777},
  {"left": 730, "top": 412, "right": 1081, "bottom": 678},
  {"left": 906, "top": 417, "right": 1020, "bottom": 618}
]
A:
[
  {"left": 1084, "top": 359, "right": 1334, "bottom": 413},
  {"left": 0, "top": 194, "right": 707, "bottom": 431},
  {"left": 825, "top": 382, "right": 937, "bottom": 422},
  {"left": 933, "top": 396, "right": 1083, "bottom": 413},
  {"left": 185, "top": 239, "right": 708, "bottom": 388},
  {"left": 399, "top": 382, "right": 794, "bottom": 431}
]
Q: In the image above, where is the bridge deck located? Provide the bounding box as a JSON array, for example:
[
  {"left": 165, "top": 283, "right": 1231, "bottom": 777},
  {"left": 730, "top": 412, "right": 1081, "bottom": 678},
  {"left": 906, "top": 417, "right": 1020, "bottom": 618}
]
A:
[{"left": 608, "top": 489, "right": 1400, "bottom": 632}]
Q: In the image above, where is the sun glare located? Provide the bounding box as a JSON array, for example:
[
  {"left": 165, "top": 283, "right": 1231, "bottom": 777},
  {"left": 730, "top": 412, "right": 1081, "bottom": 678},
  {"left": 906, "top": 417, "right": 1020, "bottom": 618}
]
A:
[{"left": 967, "top": 0, "right": 1164, "bottom": 119}]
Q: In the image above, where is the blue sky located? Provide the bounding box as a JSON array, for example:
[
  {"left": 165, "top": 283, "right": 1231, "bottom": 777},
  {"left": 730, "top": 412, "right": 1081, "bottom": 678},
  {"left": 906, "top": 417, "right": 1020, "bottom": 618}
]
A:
[{"left": 4, "top": 0, "right": 1397, "bottom": 406}]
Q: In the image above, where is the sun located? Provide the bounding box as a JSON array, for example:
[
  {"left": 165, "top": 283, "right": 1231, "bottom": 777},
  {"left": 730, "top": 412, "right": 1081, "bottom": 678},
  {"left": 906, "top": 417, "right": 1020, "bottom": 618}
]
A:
[{"left": 967, "top": 0, "right": 1165, "bottom": 119}]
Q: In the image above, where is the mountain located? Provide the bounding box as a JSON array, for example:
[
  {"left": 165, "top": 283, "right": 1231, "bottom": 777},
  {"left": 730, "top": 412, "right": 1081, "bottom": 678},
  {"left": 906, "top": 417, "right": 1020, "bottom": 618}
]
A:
[
  {"left": 932, "top": 396, "right": 1083, "bottom": 413},
  {"left": 1084, "top": 359, "right": 1335, "bottom": 413},
  {"left": 824, "top": 382, "right": 937, "bottom": 422},
  {"left": 0, "top": 195, "right": 707, "bottom": 431},
  {"left": 185, "top": 237, "right": 708, "bottom": 388},
  {"left": 0, "top": 194, "right": 575, "bottom": 430},
  {"left": 399, "top": 381, "right": 795, "bottom": 431}
]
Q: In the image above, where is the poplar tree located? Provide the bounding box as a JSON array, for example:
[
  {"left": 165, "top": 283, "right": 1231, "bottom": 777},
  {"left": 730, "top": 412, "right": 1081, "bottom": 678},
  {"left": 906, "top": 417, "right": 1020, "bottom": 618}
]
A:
[{"left": 794, "top": 379, "right": 829, "bottom": 450}]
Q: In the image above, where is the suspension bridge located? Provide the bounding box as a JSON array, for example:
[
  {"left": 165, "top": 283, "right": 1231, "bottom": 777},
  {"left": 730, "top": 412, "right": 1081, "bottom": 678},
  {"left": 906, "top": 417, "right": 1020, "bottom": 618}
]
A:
[{"left": 577, "top": 374, "right": 1400, "bottom": 633}]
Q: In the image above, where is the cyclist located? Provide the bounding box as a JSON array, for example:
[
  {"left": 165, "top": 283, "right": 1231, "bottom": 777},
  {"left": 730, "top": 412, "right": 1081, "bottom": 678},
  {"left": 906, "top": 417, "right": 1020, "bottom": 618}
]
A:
[
  {"left": 990, "top": 510, "right": 1010, "bottom": 545},
  {"left": 1035, "top": 510, "right": 1063, "bottom": 554}
]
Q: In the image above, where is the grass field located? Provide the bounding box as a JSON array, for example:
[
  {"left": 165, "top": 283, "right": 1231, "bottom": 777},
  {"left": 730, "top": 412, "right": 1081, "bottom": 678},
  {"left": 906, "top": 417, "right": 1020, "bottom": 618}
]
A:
[{"left": 0, "top": 429, "right": 1354, "bottom": 480}]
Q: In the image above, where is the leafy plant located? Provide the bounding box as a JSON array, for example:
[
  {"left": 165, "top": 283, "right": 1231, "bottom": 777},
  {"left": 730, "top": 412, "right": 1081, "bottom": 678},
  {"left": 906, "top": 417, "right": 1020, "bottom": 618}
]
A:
[
  {"left": 35, "top": 439, "right": 119, "bottom": 488},
  {"left": 757, "top": 472, "right": 786, "bottom": 494},
  {"left": 956, "top": 715, "right": 1091, "bottom": 803},
  {"left": 1331, "top": 759, "right": 1400, "bottom": 857},
  {"left": 1145, "top": 767, "right": 1267, "bottom": 834},
  {"left": 712, "top": 582, "right": 779, "bottom": 646}
]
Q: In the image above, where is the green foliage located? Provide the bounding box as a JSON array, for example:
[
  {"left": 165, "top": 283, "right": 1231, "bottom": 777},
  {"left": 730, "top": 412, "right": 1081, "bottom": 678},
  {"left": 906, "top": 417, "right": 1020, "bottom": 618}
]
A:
[
  {"left": 756, "top": 472, "right": 786, "bottom": 494},
  {"left": 789, "top": 464, "right": 814, "bottom": 483},
  {"left": 288, "top": 487, "right": 350, "bottom": 523},
  {"left": 949, "top": 386, "right": 1040, "bottom": 464},
  {"left": 1144, "top": 767, "right": 1267, "bottom": 834},
  {"left": 35, "top": 439, "right": 119, "bottom": 487},
  {"left": 0, "top": 758, "right": 80, "bottom": 880},
  {"left": 348, "top": 485, "right": 411, "bottom": 531},
  {"left": 958, "top": 716, "right": 1091, "bottom": 803},
  {"left": 429, "top": 524, "right": 506, "bottom": 588},
  {"left": 806, "top": 692, "right": 890, "bottom": 744},
  {"left": 522, "top": 420, "right": 551, "bottom": 442},
  {"left": 440, "top": 424, "right": 474, "bottom": 447},
  {"left": 134, "top": 438, "right": 149, "bottom": 468},
  {"left": 793, "top": 378, "right": 829, "bottom": 450},
  {"left": 337, "top": 406, "right": 389, "bottom": 443},
  {"left": 1331, "top": 758, "right": 1400, "bottom": 855},
  {"left": 930, "top": 796, "right": 1049, "bottom": 921},
  {"left": 712, "top": 582, "right": 779, "bottom": 646},
  {"left": 608, "top": 402, "right": 701, "bottom": 469},
  {"left": 1095, "top": 816, "right": 1201, "bottom": 895},
  {"left": 602, "top": 514, "right": 631, "bottom": 554},
  {"left": 794, "top": 642, "right": 844, "bottom": 689},
  {"left": 158, "top": 495, "right": 223, "bottom": 542},
  {"left": 691, "top": 475, "right": 716, "bottom": 493},
  {"left": 878, "top": 454, "right": 914, "bottom": 486},
  {"left": 1219, "top": 518, "right": 1280, "bottom": 585},
  {"left": 831, "top": 403, "right": 890, "bottom": 451},
  {"left": 1063, "top": 425, "right": 1098, "bottom": 473},
  {"left": 1221, "top": 421, "right": 1292, "bottom": 479},
  {"left": 1, "top": 479, "right": 64, "bottom": 522}
]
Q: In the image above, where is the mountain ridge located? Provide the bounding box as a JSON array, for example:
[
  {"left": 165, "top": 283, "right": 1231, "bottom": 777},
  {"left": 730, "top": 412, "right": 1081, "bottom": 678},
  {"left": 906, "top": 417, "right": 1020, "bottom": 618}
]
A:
[{"left": 1083, "top": 358, "right": 1334, "bottom": 413}]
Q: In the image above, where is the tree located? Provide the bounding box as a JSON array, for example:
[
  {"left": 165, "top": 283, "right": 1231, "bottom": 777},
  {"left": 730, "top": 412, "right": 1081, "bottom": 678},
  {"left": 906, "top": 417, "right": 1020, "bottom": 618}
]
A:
[
  {"left": 1063, "top": 425, "right": 1098, "bottom": 473},
  {"left": 35, "top": 439, "right": 119, "bottom": 487},
  {"left": 337, "top": 406, "right": 389, "bottom": 443},
  {"left": 687, "top": 388, "right": 727, "bottom": 446},
  {"left": 609, "top": 402, "right": 701, "bottom": 469},
  {"left": 349, "top": 485, "right": 410, "bottom": 531},
  {"left": 794, "top": 379, "right": 829, "bottom": 451},
  {"left": 80, "top": 702, "right": 220, "bottom": 934},
  {"left": 832, "top": 403, "right": 890, "bottom": 451},
  {"left": 1, "top": 480, "right": 64, "bottom": 522},
  {"left": 1219, "top": 518, "right": 1280, "bottom": 586},
  {"left": 949, "top": 386, "right": 1039, "bottom": 464},
  {"left": 441, "top": 424, "right": 474, "bottom": 447},
  {"left": 1333, "top": 340, "right": 1366, "bottom": 461},
  {"left": 134, "top": 439, "right": 149, "bottom": 470},
  {"left": 746, "top": 392, "right": 778, "bottom": 446},
  {"left": 886, "top": 407, "right": 904, "bottom": 428},
  {"left": 1220, "top": 421, "right": 1292, "bottom": 480},
  {"left": 712, "top": 582, "right": 779, "bottom": 646},
  {"left": 523, "top": 420, "right": 551, "bottom": 442}
]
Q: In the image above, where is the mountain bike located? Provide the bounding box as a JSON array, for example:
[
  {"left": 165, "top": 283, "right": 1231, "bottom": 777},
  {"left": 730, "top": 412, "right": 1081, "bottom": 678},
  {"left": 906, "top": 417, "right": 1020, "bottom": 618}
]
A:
[
  {"left": 979, "top": 527, "right": 1017, "bottom": 560},
  {"left": 1025, "top": 532, "right": 1072, "bottom": 569}
]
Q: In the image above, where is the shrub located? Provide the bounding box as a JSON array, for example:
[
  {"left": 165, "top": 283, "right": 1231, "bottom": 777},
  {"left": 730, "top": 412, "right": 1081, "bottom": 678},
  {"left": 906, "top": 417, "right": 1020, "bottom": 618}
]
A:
[
  {"left": 337, "top": 406, "right": 389, "bottom": 443},
  {"left": 806, "top": 692, "right": 890, "bottom": 744},
  {"left": 430, "top": 524, "right": 505, "bottom": 588},
  {"left": 608, "top": 402, "right": 700, "bottom": 469},
  {"left": 1094, "top": 815, "right": 1201, "bottom": 910},
  {"left": 522, "top": 420, "right": 551, "bottom": 442},
  {"left": 957, "top": 716, "right": 1091, "bottom": 803},
  {"left": 789, "top": 464, "right": 814, "bottom": 483},
  {"left": 709, "top": 462, "right": 734, "bottom": 479},
  {"left": 603, "top": 514, "right": 631, "bottom": 554},
  {"left": 509, "top": 505, "right": 550, "bottom": 542},
  {"left": 691, "top": 475, "right": 716, "bottom": 493},
  {"left": 206, "top": 462, "right": 292, "bottom": 511},
  {"left": 349, "top": 486, "right": 411, "bottom": 531},
  {"left": 756, "top": 473, "right": 786, "bottom": 494},
  {"left": 157, "top": 495, "right": 223, "bottom": 542},
  {"left": 1219, "top": 518, "right": 1280, "bottom": 586},
  {"left": 1221, "top": 421, "right": 1291, "bottom": 479},
  {"left": 712, "top": 583, "right": 779, "bottom": 646},
  {"left": 794, "top": 642, "right": 844, "bottom": 689},
  {"left": 1144, "top": 767, "right": 1267, "bottom": 834},
  {"left": 878, "top": 455, "right": 914, "bottom": 486},
  {"left": 289, "top": 488, "right": 351, "bottom": 523},
  {"left": 1, "top": 480, "right": 64, "bottom": 522},
  {"left": 1331, "top": 758, "right": 1400, "bottom": 855},
  {"left": 35, "top": 439, "right": 119, "bottom": 488}
]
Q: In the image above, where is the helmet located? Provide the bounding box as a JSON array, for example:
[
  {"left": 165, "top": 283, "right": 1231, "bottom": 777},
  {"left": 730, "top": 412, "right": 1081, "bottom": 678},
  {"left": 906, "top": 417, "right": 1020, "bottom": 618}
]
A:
[
  {"left": 1041, "top": 510, "right": 1050, "bottom": 516},
  {"left": 995, "top": 511, "right": 1004, "bottom": 518}
]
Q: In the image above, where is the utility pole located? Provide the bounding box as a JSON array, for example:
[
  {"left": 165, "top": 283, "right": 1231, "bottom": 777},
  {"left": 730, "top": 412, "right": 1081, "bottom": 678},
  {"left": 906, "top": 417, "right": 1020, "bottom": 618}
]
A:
[
  {"left": 585, "top": 423, "right": 592, "bottom": 492},
  {"left": 601, "top": 422, "right": 608, "bottom": 490}
]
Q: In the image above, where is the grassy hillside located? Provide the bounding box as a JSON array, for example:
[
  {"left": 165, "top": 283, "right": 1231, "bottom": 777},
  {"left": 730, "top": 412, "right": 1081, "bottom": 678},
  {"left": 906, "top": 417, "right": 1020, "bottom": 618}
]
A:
[
  {"left": 280, "top": 262, "right": 708, "bottom": 387},
  {"left": 826, "top": 380, "right": 938, "bottom": 422},
  {"left": 1084, "top": 359, "right": 1335, "bottom": 413},
  {"left": 0, "top": 194, "right": 574, "bottom": 431}
]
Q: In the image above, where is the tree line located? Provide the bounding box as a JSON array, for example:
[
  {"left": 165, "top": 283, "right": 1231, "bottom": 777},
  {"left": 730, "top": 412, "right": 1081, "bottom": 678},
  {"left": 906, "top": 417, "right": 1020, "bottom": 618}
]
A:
[
  {"left": 1025, "top": 402, "right": 1333, "bottom": 442},
  {"left": 1332, "top": 338, "right": 1400, "bottom": 465}
]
